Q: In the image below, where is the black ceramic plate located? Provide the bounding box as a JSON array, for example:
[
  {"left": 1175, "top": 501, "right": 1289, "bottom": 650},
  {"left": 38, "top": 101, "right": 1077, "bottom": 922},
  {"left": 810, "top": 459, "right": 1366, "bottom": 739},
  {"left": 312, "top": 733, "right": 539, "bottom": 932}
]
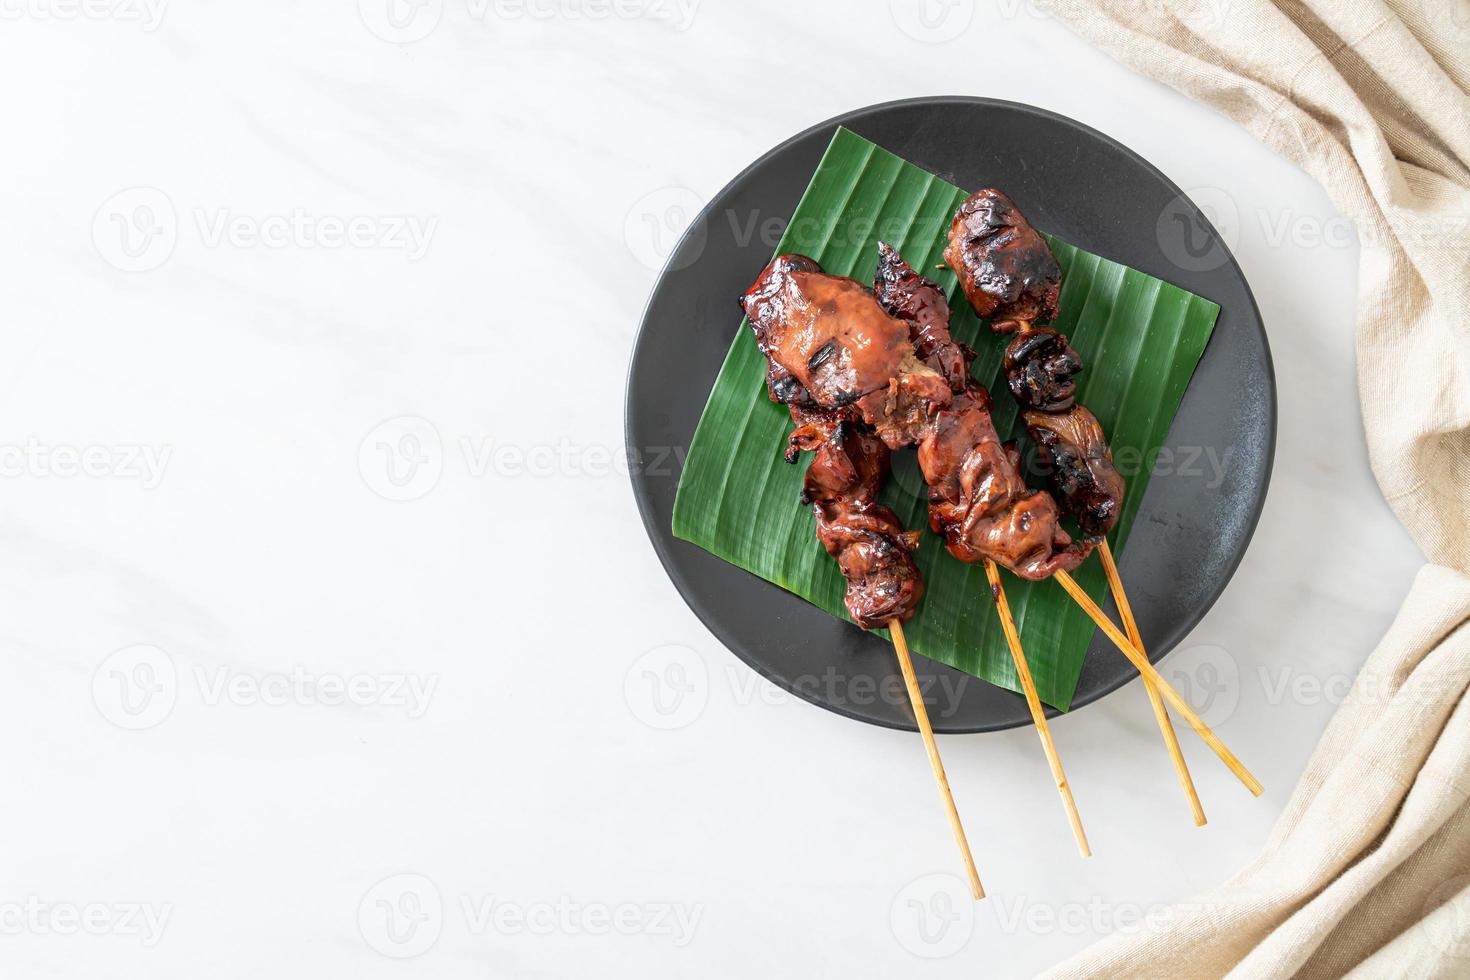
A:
[{"left": 626, "top": 97, "right": 1274, "bottom": 733}]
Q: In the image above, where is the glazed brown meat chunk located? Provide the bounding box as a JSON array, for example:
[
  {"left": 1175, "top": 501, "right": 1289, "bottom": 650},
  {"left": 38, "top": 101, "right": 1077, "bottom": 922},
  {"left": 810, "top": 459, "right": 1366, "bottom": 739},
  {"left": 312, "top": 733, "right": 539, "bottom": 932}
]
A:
[
  {"left": 740, "top": 256, "right": 927, "bottom": 629},
  {"left": 791, "top": 405, "right": 925, "bottom": 628},
  {"left": 1002, "top": 327, "right": 1126, "bottom": 537},
  {"left": 1024, "top": 407, "right": 1126, "bottom": 539},
  {"left": 1002, "top": 326, "right": 1081, "bottom": 411},
  {"left": 742, "top": 254, "right": 916, "bottom": 407},
  {"left": 872, "top": 243, "right": 1094, "bottom": 578},
  {"left": 742, "top": 253, "right": 950, "bottom": 449},
  {"left": 944, "top": 189, "right": 1061, "bottom": 324},
  {"left": 917, "top": 385, "right": 1094, "bottom": 579},
  {"left": 874, "top": 241, "right": 973, "bottom": 390}
]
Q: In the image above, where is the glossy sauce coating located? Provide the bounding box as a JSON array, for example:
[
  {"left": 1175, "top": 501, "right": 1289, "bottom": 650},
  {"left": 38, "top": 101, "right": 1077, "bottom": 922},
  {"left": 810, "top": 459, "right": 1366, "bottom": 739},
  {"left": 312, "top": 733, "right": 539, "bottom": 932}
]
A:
[
  {"left": 1002, "top": 327, "right": 1126, "bottom": 538},
  {"left": 743, "top": 254, "right": 950, "bottom": 449},
  {"left": 742, "top": 254, "right": 915, "bottom": 408},
  {"left": 944, "top": 189, "right": 1061, "bottom": 324},
  {"left": 740, "top": 254, "right": 927, "bottom": 629},
  {"left": 874, "top": 241, "right": 973, "bottom": 389},
  {"left": 917, "top": 386, "right": 1094, "bottom": 579},
  {"left": 872, "top": 244, "right": 1093, "bottom": 579}
]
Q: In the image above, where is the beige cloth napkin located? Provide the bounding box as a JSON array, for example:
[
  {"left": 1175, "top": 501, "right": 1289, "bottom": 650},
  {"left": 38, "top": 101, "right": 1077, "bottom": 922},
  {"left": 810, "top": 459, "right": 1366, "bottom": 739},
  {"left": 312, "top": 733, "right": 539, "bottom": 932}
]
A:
[{"left": 1035, "top": 1, "right": 1470, "bottom": 977}]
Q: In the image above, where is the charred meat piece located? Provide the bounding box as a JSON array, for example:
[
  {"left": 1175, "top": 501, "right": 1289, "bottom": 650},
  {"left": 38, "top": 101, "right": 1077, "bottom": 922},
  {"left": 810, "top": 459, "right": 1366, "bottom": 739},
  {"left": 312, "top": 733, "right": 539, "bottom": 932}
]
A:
[
  {"left": 764, "top": 358, "right": 811, "bottom": 407},
  {"left": 814, "top": 500, "right": 925, "bottom": 629},
  {"left": 791, "top": 406, "right": 924, "bottom": 628},
  {"left": 852, "top": 361, "right": 953, "bottom": 450},
  {"left": 742, "top": 253, "right": 949, "bottom": 449},
  {"left": 1002, "top": 326, "right": 1082, "bottom": 411},
  {"left": 1002, "top": 327, "right": 1126, "bottom": 537},
  {"left": 1024, "top": 407, "right": 1126, "bottom": 539},
  {"left": 748, "top": 316, "right": 925, "bottom": 629},
  {"left": 917, "top": 385, "right": 1094, "bottom": 579},
  {"left": 873, "top": 241, "right": 973, "bottom": 390},
  {"left": 944, "top": 189, "right": 1061, "bottom": 324},
  {"left": 742, "top": 254, "right": 915, "bottom": 408}
]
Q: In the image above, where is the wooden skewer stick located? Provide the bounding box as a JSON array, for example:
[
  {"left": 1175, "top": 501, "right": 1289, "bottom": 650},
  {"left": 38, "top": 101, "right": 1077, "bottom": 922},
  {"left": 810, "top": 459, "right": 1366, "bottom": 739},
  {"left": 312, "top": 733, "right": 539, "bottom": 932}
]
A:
[
  {"left": 1052, "top": 571, "right": 1264, "bottom": 797},
  {"left": 889, "top": 619, "right": 985, "bottom": 900},
  {"left": 984, "top": 562, "right": 1091, "bottom": 858},
  {"left": 1011, "top": 318, "right": 1217, "bottom": 811},
  {"left": 1098, "top": 540, "right": 1207, "bottom": 826}
]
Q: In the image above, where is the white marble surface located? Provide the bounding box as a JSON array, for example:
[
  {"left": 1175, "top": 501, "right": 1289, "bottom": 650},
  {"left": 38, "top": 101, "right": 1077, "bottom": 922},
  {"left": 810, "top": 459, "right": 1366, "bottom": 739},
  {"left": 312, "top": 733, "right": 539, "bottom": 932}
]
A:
[{"left": 0, "top": 2, "right": 1426, "bottom": 977}]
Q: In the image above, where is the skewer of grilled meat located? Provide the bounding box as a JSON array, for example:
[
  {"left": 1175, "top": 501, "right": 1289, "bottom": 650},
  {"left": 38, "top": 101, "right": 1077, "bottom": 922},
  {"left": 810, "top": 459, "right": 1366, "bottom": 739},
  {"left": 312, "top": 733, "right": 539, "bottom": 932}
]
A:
[
  {"left": 744, "top": 256, "right": 987, "bottom": 891},
  {"left": 944, "top": 195, "right": 1255, "bottom": 804},
  {"left": 877, "top": 242, "right": 1094, "bottom": 852},
  {"left": 944, "top": 189, "right": 1125, "bottom": 539},
  {"left": 740, "top": 258, "right": 926, "bottom": 628},
  {"left": 873, "top": 243, "right": 1094, "bottom": 580},
  {"left": 792, "top": 403, "right": 926, "bottom": 629}
]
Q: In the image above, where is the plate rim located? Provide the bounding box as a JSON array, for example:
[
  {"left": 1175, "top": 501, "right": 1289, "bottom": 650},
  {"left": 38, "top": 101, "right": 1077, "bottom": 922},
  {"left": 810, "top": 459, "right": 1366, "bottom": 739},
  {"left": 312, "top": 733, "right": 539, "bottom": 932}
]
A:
[{"left": 624, "top": 95, "right": 1277, "bottom": 733}]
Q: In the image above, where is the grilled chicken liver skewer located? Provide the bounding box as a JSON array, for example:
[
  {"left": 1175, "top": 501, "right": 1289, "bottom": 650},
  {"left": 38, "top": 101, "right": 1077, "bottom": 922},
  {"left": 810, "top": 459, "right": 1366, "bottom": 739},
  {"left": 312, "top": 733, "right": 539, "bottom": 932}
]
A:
[
  {"left": 742, "top": 253, "right": 987, "bottom": 895},
  {"left": 944, "top": 189, "right": 1125, "bottom": 539},
  {"left": 872, "top": 243, "right": 1094, "bottom": 580},
  {"left": 945, "top": 194, "right": 1242, "bottom": 809},
  {"left": 875, "top": 242, "right": 1093, "bottom": 854},
  {"left": 740, "top": 257, "right": 927, "bottom": 629},
  {"left": 874, "top": 241, "right": 972, "bottom": 390},
  {"left": 790, "top": 404, "right": 926, "bottom": 629}
]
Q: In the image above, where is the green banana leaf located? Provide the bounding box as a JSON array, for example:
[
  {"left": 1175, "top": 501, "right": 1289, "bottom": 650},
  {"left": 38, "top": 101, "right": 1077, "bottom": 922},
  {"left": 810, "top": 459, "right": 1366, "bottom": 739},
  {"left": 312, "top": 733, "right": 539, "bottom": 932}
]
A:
[{"left": 671, "top": 128, "right": 1219, "bottom": 710}]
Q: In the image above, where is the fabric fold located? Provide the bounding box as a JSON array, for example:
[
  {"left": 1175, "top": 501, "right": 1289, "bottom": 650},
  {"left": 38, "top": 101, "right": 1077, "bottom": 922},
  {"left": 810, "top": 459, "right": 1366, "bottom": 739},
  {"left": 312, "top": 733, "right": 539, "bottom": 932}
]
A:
[{"left": 1040, "top": 0, "right": 1470, "bottom": 975}]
